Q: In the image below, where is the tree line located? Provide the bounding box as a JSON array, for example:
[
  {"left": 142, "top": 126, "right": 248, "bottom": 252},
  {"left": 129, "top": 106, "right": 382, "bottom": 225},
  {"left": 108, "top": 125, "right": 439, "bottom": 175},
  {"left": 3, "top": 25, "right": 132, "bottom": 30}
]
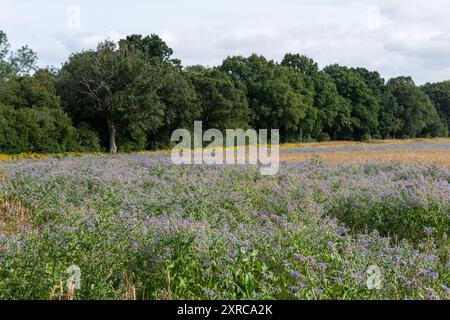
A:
[{"left": 0, "top": 31, "right": 449, "bottom": 154}]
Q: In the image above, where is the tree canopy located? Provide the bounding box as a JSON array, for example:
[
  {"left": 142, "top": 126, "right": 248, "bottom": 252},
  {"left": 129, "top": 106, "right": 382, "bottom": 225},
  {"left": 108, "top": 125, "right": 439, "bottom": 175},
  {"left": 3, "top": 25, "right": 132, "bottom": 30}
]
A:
[
  {"left": 58, "top": 40, "right": 166, "bottom": 153},
  {"left": 0, "top": 30, "right": 448, "bottom": 154},
  {"left": 422, "top": 80, "right": 450, "bottom": 135}
]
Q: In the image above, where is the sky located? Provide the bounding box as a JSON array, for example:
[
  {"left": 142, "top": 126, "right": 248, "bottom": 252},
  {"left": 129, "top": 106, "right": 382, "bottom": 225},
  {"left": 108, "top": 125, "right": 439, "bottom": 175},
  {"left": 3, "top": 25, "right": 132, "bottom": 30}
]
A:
[{"left": 1, "top": 0, "right": 450, "bottom": 84}]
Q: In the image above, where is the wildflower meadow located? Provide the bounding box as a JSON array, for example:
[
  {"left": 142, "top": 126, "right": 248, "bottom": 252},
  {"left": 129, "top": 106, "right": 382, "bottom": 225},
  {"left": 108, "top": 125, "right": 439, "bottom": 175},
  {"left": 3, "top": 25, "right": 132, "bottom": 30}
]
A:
[{"left": 0, "top": 152, "right": 448, "bottom": 300}]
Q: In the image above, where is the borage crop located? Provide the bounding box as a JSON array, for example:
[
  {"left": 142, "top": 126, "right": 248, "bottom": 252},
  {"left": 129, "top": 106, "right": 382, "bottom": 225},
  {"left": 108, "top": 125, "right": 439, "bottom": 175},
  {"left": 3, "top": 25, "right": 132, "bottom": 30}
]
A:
[{"left": 0, "top": 155, "right": 448, "bottom": 300}]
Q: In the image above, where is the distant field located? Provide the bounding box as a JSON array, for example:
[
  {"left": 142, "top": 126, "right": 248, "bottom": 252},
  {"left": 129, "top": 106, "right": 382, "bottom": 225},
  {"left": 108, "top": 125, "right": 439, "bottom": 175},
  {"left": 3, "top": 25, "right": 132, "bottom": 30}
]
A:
[
  {"left": 280, "top": 138, "right": 450, "bottom": 166},
  {"left": 1, "top": 138, "right": 449, "bottom": 163},
  {"left": 281, "top": 138, "right": 450, "bottom": 149},
  {"left": 281, "top": 148, "right": 450, "bottom": 167}
]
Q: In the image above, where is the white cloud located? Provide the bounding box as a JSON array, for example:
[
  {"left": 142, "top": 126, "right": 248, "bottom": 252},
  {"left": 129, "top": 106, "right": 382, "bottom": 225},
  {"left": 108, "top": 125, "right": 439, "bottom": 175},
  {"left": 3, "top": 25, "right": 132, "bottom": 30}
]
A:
[
  {"left": 55, "top": 31, "right": 126, "bottom": 53},
  {"left": 366, "top": 5, "right": 384, "bottom": 31},
  {"left": 2, "top": 0, "right": 450, "bottom": 84}
]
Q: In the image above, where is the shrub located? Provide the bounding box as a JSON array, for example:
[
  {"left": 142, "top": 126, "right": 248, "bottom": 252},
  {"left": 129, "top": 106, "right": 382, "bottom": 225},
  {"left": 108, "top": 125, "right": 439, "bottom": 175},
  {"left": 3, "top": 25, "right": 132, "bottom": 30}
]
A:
[
  {"left": 317, "top": 132, "right": 331, "bottom": 142},
  {"left": 77, "top": 123, "right": 102, "bottom": 152},
  {"left": 0, "top": 104, "right": 80, "bottom": 153},
  {"left": 361, "top": 133, "right": 372, "bottom": 141}
]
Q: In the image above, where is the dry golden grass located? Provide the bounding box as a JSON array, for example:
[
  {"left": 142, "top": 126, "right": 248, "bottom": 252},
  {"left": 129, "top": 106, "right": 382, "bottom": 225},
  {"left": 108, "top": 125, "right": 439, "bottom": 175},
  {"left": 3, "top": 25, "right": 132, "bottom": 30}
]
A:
[
  {"left": 0, "top": 138, "right": 448, "bottom": 161},
  {"left": 49, "top": 280, "right": 77, "bottom": 300},
  {"left": 281, "top": 149, "right": 450, "bottom": 167},
  {"left": 0, "top": 197, "right": 30, "bottom": 234},
  {"left": 281, "top": 138, "right": 450, "bottom": 150},
  {"left": 120, "top": 273, "right": 138, "bottom": 300}
]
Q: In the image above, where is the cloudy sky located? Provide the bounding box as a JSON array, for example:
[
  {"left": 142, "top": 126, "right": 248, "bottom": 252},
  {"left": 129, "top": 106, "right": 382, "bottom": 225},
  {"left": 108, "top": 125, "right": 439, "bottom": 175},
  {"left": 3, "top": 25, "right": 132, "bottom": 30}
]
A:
[{"left": 1, "top": 0, "right": 450, "bottom": 84}]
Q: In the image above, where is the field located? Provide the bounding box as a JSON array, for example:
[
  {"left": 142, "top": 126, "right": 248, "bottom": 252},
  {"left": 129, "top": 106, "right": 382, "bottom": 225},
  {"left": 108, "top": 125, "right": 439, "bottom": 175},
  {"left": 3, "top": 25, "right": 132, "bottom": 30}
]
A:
[
  {"left": 0, "top": 139, "right": 449, "bottom": 300},
  {"left": 280, "top": 139, "right": 450, "bottom": 167}
]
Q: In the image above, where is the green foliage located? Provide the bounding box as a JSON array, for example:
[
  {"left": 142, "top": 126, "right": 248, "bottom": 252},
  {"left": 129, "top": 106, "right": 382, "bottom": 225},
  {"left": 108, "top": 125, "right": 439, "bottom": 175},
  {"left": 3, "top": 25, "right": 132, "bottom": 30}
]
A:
[
  {"left": 422, "top": 81, "right": 450, "bottom": 136},
  {"left": 148, "top": 67, "right": 200, "bottom": 149},
  {"left": 0, "top": 104, "right": 80, "bottom": 153},
  {"left": 116, "top": 122, "right": 149, "bottom": 152},
  {"left": 282, "top": 55, "right": 351, "bottom": 140},
  {"left": 119, "top": 34, "right": 180, "bottom": 66},
  {"left": 0, "top": 66, "right": 81, "bottom": 154},
  {"left": 221, "top": 54, "right": 312, "bottom": 141},
  {"left": 0, "top": 70, "right": 60, "bottom": 109},
  {"left": 0, "top": 158, "right": 448, "bottom": 299},
  {"left": 76, "top": 123, "right": 102, "bottom": 152},
  {"left": 360, "top": 133, "right": 372, "bottom": 142},
  {"left": 351, "top": 67, "right": 385, "bottom": 99},
  {"left": 330, "top": 199, "right": 448, "bottom": 242},
  {"left": 378, "top": 91, "right": 403, "bottom": 139},
  {"left": 58, "top": 40, "right": 166, "bottom": 153},
  {"left": 0, "top": 31, "right": 11, "bottom": 81},
  {"left": 386, "top": 77, "right": 445, "bottom": 138},
  {"left": 324, "top": 64, "right": 380, "bottom": 140},
  {"left": 187, "top": 66, "right": 250, "bottom": 130},
  {"left": 282, "top": 53, "right": 319, "bottom": 77},
  {"left": 316, "top": 132, "right": 331, "bottom": 142},
  {"left": 0, "top": 29, "right": 449, "bottom": 155},
  {"left": 0, "top": 31, "right": 37, "bottom": 81}
]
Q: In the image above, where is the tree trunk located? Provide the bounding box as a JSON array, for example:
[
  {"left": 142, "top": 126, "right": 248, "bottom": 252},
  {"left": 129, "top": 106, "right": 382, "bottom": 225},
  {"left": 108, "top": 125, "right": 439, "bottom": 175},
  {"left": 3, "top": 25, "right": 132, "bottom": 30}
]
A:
[
  {"left": 299, "top": 128, "right": 304, "bottom": 142},
  {"left": 107, "top": 118, "right": 118, "bottom": 154}
]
